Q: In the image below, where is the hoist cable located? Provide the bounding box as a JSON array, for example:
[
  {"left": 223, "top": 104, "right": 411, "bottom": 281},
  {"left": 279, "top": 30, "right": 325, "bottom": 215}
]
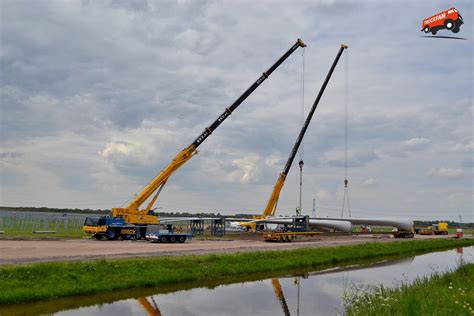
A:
[
  {"left": 300, "top": 47, "right": 305, "bottom": 161},
  {"left": 341, "top": 49, "right": 351, "bottom": 218},
  {"left": 344, "top": 48, "right": 348, "bottom": 180}
]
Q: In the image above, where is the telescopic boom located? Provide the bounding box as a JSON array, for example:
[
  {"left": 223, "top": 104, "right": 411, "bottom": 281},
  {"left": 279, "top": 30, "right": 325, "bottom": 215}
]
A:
[
  {"left": 112, "top": 39, "right": 306, "bottom": 222},
  {"left": 262, "top": 44, "right": 348, "bottom": 217}
]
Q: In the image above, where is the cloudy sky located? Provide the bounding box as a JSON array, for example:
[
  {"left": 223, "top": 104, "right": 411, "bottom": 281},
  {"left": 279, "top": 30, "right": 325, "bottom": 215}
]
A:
[{"left": 1, "top": 0, "right": 472, "bottom": 221}]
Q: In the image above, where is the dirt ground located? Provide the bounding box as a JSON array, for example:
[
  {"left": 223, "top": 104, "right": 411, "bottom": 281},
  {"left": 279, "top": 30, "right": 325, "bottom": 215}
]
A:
[{"left": 0, "top": 234, "right": 453, "bottom": 265}]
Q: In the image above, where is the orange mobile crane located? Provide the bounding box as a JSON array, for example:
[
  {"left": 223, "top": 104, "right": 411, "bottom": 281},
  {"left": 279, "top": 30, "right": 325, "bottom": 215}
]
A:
[
  {"left": 83, "top": 39, "right": 306, "bottom": 240},
  {"left": 243, "top": 44, "right": 348, "bottom": 231}
]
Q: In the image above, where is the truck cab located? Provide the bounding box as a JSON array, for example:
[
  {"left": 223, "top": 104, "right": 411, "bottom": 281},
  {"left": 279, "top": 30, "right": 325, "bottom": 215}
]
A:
[{"left": 83, "top": 216, "right": 144, "bottom": 240}]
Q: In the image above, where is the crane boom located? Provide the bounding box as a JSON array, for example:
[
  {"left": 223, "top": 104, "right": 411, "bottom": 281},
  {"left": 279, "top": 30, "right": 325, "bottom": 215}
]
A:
[
  {"left": 111, "top": 39, "right": 306, "bottom": 222},
  {"left": 262, "top": 44, "right": 348, "bottom": 217}
]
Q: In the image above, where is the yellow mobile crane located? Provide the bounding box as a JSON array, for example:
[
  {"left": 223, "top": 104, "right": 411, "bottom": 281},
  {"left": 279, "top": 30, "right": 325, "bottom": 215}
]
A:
[
  {"left": 243, "top": 44, "right": 348, "bottom": 231},
  {"left": 83, "top": 39, "right": 306, "bottom": 240}
]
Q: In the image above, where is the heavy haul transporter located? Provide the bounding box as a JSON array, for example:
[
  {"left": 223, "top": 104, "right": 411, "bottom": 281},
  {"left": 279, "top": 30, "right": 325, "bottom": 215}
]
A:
[{"left": 83, "top": 39, "right": 306, "bottom": 240}]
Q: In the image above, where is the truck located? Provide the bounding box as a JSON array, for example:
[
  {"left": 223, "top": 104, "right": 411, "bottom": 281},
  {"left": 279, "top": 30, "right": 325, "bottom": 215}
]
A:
[
  {"left": 145, "top": 225, "right": 192, "bottom": 243},
  {"left": 421, "top": 7, "right": 463, "bottom": 35},
  {"left": 83, "top": 39, "right": 307, "bottom": 240},
  {"left": 415, "top": 222, "right": 449, "bottom": 235}
]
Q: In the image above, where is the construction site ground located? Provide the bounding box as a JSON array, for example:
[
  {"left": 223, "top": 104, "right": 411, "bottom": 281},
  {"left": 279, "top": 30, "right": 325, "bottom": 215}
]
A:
[{"left": 0, "top": 234, "right": 459, "bottom": 265}]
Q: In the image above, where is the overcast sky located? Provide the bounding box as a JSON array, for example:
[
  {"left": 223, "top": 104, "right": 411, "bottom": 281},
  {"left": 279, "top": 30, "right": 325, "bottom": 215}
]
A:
[{"left": 1, "top": 0, "right": 472, "bottom": 221}]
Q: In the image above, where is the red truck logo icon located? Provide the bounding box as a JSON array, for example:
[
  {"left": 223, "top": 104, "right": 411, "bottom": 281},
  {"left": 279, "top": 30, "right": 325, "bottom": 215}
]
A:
[{"left": 421, "top": 8, "right": 463, "bottom": 35}]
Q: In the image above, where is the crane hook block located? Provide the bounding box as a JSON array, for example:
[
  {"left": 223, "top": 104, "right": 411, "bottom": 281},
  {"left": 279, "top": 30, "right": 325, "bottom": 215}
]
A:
[
  {"left": 297, "top": 38, "right": 307, "bottom": 47},
  {"left": 341, "top": 44, "right": 348, "bottom": 49},
  {"left": 344, "top": 178, "right": 348, "bottom": 187}
]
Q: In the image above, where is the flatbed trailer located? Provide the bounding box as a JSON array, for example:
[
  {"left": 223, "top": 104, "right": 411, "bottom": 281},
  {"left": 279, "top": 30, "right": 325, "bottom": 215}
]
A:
[
  {"left": 354, "top": 231, "right": 414, "bottom": 238},
  {"left": 145, "top": 231, "right": 192, "bottom": 243},
  {"left": 145, "top": 225, "right": 193, "bottom": 243},
  {"left": 353, "top": 231, "right": 414, "bottom": 238},
  {"left": 263, "top": 231, "right": 322, "bottom": 242}
]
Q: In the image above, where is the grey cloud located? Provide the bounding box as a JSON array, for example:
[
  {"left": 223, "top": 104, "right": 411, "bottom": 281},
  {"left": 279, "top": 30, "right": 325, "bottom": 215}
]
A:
[{"left": 0, "top": 0, "right": 472, "bottom": 218}]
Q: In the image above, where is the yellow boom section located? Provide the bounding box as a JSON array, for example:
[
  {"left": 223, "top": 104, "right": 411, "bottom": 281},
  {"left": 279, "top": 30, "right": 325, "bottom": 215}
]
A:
[
  {"left": 111, "top": 145, "right": 197, "bottom": 221},
  {"left": 263, "top": 173, "right": 286, "bottom": 217},
  {"left": 240, "top": 173, "right": 286, "bottom": 230}
]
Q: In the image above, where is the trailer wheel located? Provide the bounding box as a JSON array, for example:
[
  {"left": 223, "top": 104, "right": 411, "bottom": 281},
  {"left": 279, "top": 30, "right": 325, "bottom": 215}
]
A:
[
  {"left": 423, "top": 26, "right": 430, "bottom": 33},
  {"left": 178, "top": 236, "right": 186, "bottom": 243},
  {"left": 170, "top": 236, "right": 177, "bottom": 243},
  {"left": 160, "top": 236, "right": 168, "bottom": 243},
  {"left": 105, "top": 229, "right": 118, "bottom": 240}
]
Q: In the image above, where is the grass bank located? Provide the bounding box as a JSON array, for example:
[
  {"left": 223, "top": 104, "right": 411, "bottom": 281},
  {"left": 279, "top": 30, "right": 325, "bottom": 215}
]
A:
[
  {"left": 0, "top": 229, "right": 85, "bottom": 240},
  {"left": 345, "top": 263, "right": 474, "bottom": 315},
  {"left": 1, "top": 238, "right": 473, "bottom": 305}
]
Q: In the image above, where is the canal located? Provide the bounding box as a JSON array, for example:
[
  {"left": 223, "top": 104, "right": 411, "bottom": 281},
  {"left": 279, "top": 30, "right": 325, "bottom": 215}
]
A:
[{"left": 3, "top": 246, "right": 473, "bottom": 315}]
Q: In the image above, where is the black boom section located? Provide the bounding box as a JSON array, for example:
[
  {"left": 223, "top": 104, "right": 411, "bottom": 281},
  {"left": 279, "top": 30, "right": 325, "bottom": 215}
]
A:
[
  {"left": 192, "top": 39, "right": 306, "bottom": 148},
  {"left": 282, "top": 44, "right": 348, "bottom": 176}
]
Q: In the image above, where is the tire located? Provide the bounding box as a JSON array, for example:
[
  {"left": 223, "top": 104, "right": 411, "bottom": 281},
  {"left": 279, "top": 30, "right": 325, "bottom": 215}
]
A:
[
  {"left": 170, "top": 236, "right": 177, "bottom": 243},
  {"left": 452, "top": 27, "right": 460, "bottom": 33},
  {"left": 135, "top": 230, "right": 143, "bottom": 240},
  {"left": 178, "top": 236, "right": 186, "bottom": 243},
  {"left": 122, "top": 234, "right": 132, "bottom": 240},
  {"left": 423, "top": 26, "right": 430, "bottom": 33},
  {"left": 444, "top": 20, "right": 455, "bottom": 30},
  {"left": 431, "top": 29, "right": 437, "bottom": 35},
  {"left": 105, "top": 229, "right": 118, "bottom": 240},
  {"left": 160, "top": 236, "right": 168, "bottom": 243},
  {"left": 93, "top": 234, "right": 103, "bottom": 240}
]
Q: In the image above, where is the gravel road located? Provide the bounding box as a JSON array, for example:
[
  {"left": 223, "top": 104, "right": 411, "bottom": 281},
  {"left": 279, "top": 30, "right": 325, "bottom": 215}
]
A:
[{"left": 0, "top": 234, "right": 431, "bottom": 265}]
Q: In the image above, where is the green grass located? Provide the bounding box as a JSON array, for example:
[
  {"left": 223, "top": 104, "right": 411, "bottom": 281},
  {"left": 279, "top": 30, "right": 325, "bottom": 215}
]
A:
[
  {"left": 345, "top": 263, "right": 474, "bottom": 315},
  {"left": 0, "top": 238, "right": 472, "bottom": 305},
  {"left": 0, "top": 228, "right": 85, "bottom": 239}
]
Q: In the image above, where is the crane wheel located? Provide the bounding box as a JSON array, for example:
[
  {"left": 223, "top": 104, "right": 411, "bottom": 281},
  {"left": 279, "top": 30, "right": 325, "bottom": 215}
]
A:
[
  {"left": 105, "top": 229, "right": 119, "bottom": 240},
  {"left": 135, "top": 230, "right": 143, "bottom": 240},
  {"left": 93, "top": 234, "right": 104, "bottom": 240},
  {"left": 122, "top": 234, "right": 132, "bottom": 240}
]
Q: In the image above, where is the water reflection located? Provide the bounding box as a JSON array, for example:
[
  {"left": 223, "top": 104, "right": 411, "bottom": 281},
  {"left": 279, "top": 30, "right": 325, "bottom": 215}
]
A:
[
  {"left": 2, "top": 247, "right": 472, "bottom": 316},
  {"left": 137, "top": 297, "right": 162, "bottom": 316}
]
